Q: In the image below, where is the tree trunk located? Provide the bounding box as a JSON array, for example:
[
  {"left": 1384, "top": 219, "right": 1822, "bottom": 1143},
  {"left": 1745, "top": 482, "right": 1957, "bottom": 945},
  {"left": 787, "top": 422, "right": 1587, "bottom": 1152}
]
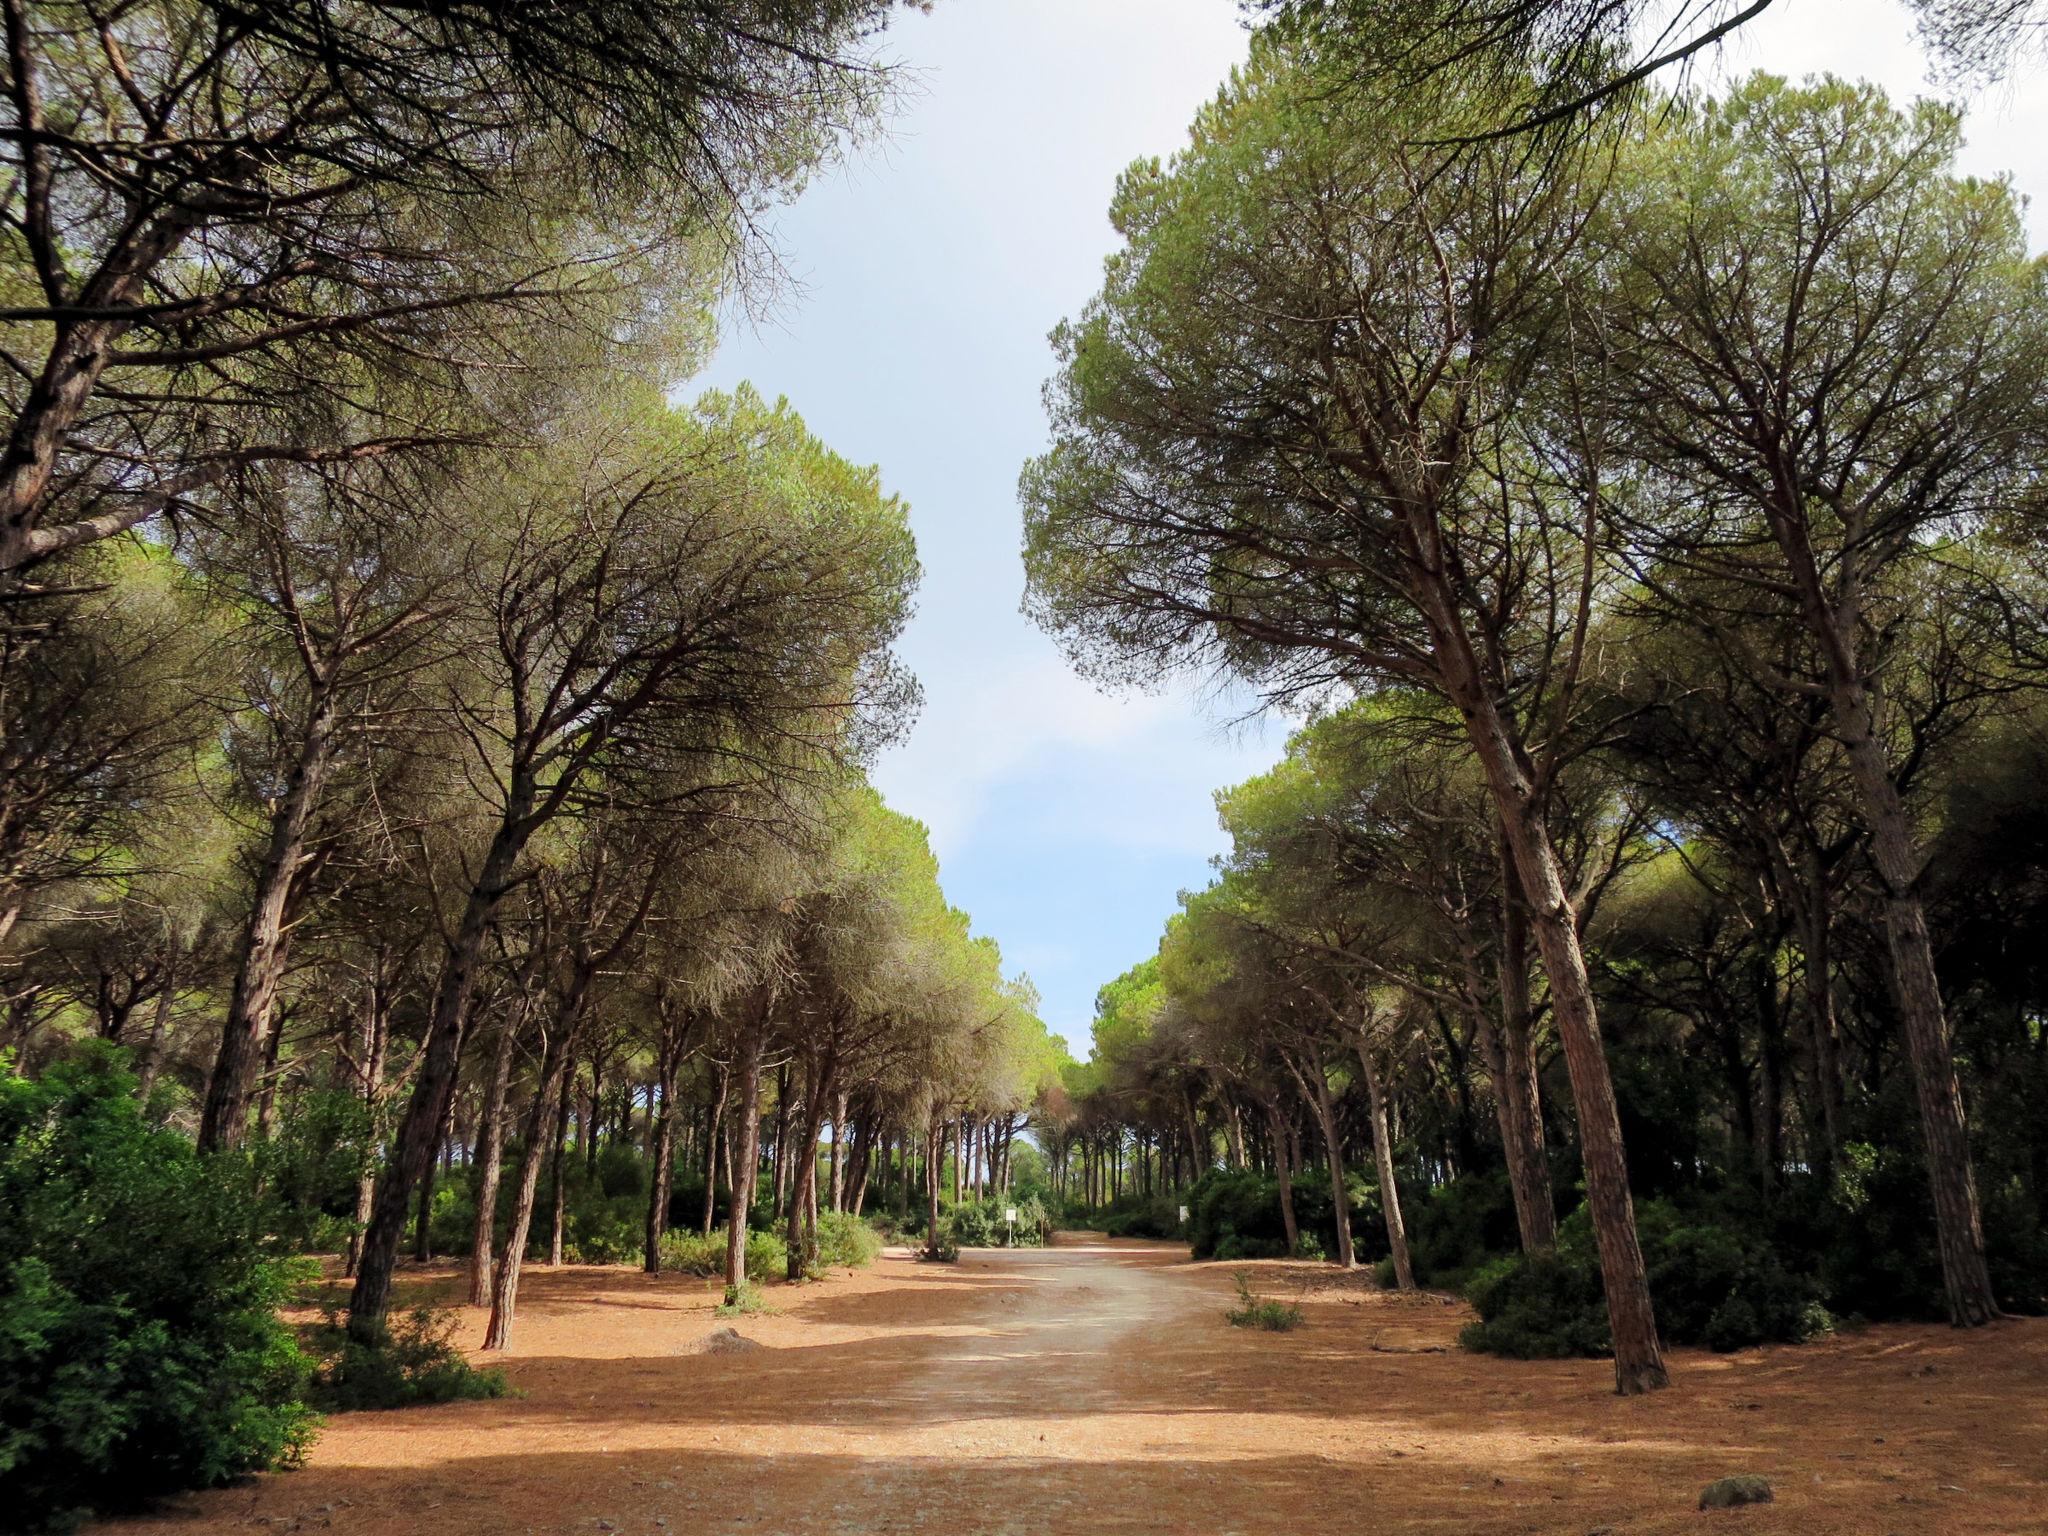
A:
[
  {"left": 1261, "top": 1100, "right": 1300, "bottom": 1257},
  {"left": 347, "top": 809, "right": 528, "bottom": 1346},
  {"left": 467, "top": 1006, "right": 522, "bottom": 1306},
  {"left": 1835, "top": 677, "right": 1997, "bottom": 1325},
  {"left": 701, "top": 1063, "right": 730, "bottom": 1238},
  {"left": 548, "top": 1062, "right": 572, "bottom": 1267},
  {"left": 645, "top": 1025, "right": 686, "bottom": 1274},
  {"left": 1352, "top": 1037, "right": 1415, "bottom": 1288},
  {"left": 199, "top": 689, "right": 337, "bottom": 1152},
  {"left": 723, "top": 1009, "right": 766, "bottom": 1301},
  {"left": 482, "top": 1035, "right": 574, "bottom": 1352},
  {"left": 1493, "top": 840, "right": 1559, "bottom": 1251}
]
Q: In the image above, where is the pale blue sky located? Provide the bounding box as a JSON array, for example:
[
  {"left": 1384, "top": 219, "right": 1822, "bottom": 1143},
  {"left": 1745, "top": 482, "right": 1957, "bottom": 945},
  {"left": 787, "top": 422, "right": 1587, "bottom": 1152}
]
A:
[{"left": 695, "top": 0, "right": 2048, "bottom": 1061}]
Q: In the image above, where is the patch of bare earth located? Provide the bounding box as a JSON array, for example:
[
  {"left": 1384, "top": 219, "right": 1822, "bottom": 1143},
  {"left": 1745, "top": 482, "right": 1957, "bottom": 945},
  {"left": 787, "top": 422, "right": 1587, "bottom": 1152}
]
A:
[{"left": 91, "top": 1237, "right": 2048, "bottom": 1536}]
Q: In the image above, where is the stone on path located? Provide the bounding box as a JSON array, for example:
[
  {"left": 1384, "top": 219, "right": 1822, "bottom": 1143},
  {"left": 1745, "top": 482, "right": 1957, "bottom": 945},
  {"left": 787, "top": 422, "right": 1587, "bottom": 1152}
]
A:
[
  {"left": 699, "top": 1326, "right": 763, "bottom": 1355},
  {"left": 1698, "top": 1475, "right": 1775, "bottom": 1510}
]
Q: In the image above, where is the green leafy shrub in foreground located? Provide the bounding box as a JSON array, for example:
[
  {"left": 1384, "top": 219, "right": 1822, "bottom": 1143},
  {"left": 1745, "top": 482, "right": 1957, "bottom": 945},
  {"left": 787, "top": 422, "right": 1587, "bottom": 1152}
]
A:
[
  {"left": 0, "top": 1046, "right": 318, "bottom": 1531},
  {"left": 311, "top": 1307, "right": 509, "bottom": 1411}
]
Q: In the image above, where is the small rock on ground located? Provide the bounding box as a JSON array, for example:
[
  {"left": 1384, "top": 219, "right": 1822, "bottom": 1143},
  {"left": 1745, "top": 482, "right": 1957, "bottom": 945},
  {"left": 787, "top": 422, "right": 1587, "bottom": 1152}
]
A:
[{"left": 1699, "top": 1476, "right": 1774, "bottom": 1510}]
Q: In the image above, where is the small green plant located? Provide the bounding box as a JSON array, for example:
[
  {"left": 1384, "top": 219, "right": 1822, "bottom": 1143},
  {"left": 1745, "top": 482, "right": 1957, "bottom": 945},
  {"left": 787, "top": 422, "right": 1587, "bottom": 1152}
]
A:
[
  {"left": 1224, "top": 1270, "right": 1304, "bottom": 1331},
  {"left": 717, "top": 1279, "right": 771, "bottom": 1315},
  {"left": 311, "top": 1306, "right": 510, "bottom": 1411},
  {"left": 659, "top": 1226, "right": 787, "bottom": 1279}
]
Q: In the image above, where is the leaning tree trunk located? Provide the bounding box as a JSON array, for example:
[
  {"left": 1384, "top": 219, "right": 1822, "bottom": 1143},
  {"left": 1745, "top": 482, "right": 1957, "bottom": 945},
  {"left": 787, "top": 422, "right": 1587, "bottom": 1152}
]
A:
[
  {"left": 1493, "top": 842, "right": 1558, "bottom": 1252},
  {"left": 1355, "top": 1039, "right": 1415, "bottom": 1290},
  {"left": 1417, "top": 563, "right": 1667, "bottom": 1395},
  {"left": 1831, "top": 668, "right": 1998, "bottom": 1326},
  {"left": 348, "top": 807, "right": 528, "bottom": 1346},
  {"left": 199, "top": 689, "right": 337, "bottom": 1152},
  {"left": 723, "top": 1018, "right": 766, "bottom": 1301},
  {"left": 1293, "top": 1048, "right": 1356, "bottom": 1270},
  {"left": 467, "top": 1007, "right": 522, "bottom": 1306},
  {"left": 482, "top": 1034, "right": 575, "bottom": 1352}
]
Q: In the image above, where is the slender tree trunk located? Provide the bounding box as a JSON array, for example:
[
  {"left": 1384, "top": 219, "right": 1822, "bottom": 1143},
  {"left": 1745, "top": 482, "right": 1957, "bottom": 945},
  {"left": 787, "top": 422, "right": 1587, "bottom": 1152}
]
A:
[
  {"left": 702, "top": 1063, "right": 730, "bottom": 1238},
  {"left": 254, "top": 1008, "right": 286, "bottom": 1143},
  {"left": 1355, "top": 1039, "right": 1414, "bottom": 1289},
  {"left": 1261, "top": 1100, "right": 1300, "bottom": 1257},
  {"left": 828, "top": 1088, "right": 847, "bottom": 1212},
  {"left": 467, "top": 1006, "right": 522, "bottom": 1306},
  {"left": 923, "top": 1121, "right": 946, "bottom": 1258},
  {"left": 199, "top": 690, "right": 337, "bottom": 1152},
  {"left": 723, "top": 1009, "right": 767, "bottom": 1301},
  {"left": 645, "top": 1026, "right": 685, "bottom": 1274},
  {"left": 1784, "top": 529, "right": 1995, "bottom": 1325},
  {"left": 134, "top": 941, "right": 179, "bottom": 1105},
  {"left": 1793, "top": 889, "right": 1844, "bottom": 1178},
  {"left": 548, "top": 1063, "right": 572, "bottom": 1267},
  {"left": 1291, "top": 1049, "right": 1355, "bottom": 1269},
  {"left": 345, "top": 980, "right": 391, "bottom": 1279},
  {"left": 348, "top": 808, "right": 528, "bottom": 1346},
  {"left": 482, "top": 1036, "right": 574, "bottom": 1352},
  {"left": 1493, "top": 842, "right": 1558, "bottom": 1251}
]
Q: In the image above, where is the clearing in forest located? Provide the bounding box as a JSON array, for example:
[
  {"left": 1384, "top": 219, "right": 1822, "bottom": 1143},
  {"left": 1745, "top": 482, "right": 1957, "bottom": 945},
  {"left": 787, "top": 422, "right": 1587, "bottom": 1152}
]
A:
[{"left": 93, "top": 1235, "right": 2048, "bottom": 1536}]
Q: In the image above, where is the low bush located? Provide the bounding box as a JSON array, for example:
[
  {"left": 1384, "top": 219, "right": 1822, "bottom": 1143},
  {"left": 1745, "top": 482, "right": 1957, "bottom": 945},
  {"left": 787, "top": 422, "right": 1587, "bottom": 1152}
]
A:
[
  {"left": 1099, "top": 1195, "right": 1182, "bottom": 1240},
  {"left": 1185, "top": 1168, "right": 1368, "bottom": 1262},
  {"left": 310, "top": 1306, "right": 509, "bottom": 1411},
  {"left": 0, "top": 1046, "right": 319, "bottom": 1532},
  {"left": 812, "top": 1210, "right": 883, "bottom": 1270},
  {"left": 1224, "top": 1271, "right": 1304, "bottom": 1331},
  {"left": 717, "top": 1279, "right": 770, "bottom": 1314},
  {"left": 658, "top": 1226, "right": 787, "bottom": 1280},
  {"left": 1459, "top": 1199, "right": 1833, "bottom": 1359}
]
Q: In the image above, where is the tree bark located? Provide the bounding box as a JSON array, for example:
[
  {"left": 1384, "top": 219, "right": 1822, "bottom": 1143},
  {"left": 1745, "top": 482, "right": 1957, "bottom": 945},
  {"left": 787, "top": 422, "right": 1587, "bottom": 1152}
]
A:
[
  {"left": 200, "top": 689, "right": 338, "bottom": 1152},
  {"left": 1355, "top": 1039, "right": 1415, "bottom": 1289},
  {"left": 347, "top": 808, "right": 527, "bottom": 1346},
  {"left": 548, "top": 1062, "right": 572, "bottom": 1267},
  {"left": 1493, "top": 839, "right": 1558, "bottom": 1251},
  {"left": 482, "top": 1034, "right": 574, "bottom": 1352},
  {"left": 467, "top": 1005, "right": 522, "bottom": 1306},
  {"left": 701, "top": 1063, "right": 730, "bottom": 1238},
  {"left": 723, "top": 1006, "right": 767, "bottom": 1301}
]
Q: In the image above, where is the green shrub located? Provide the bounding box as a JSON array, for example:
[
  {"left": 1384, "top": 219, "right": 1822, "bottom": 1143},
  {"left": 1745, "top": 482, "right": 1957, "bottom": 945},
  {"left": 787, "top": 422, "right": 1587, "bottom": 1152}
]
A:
[
  {"left": 658, "top": 1225, "right": 787, "bottom": 1280},
  {"left": 0, "top": 1045, "right": 319, "bottom": 1532},
  {"left": 718, "top": 1279, "right": 770, "bottom": 1314},
  {"left": 947, "top": 1201, "right": 996, "bottom": 1248},
  {"left": 310, "top": 1307, "right": 509, "bottom": 1411},
  {"left": 1224, "top": 1271, "right": 1304, "bottom": 1331},
  {"left": 1459, "top": 1251, "right": 1611, "bottom": 1358},
  {"left": 1458, "top": 1199, "right": 1832, "bottom": 1359},
  {"left": 812, "top": 1211, "right": 883, "bottom": 1270},
  {"left": 1100, "top": 1195, "right": 1182, "bottom": 1239}
]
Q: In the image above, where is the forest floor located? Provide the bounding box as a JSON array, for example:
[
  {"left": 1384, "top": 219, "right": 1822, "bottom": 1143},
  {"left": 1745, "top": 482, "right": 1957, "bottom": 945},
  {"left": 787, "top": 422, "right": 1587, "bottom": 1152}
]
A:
[{"left": 94, "top": 1234, "right": 2048, "bottom": 1536}]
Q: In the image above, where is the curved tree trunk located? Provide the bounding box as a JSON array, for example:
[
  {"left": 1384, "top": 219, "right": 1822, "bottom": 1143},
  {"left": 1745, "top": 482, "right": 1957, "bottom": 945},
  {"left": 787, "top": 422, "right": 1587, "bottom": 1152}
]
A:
[
  {"left": 1260, "top": 1099, "right": 1301, "bottom": 1258},
  {"left": 1493, "top": 841, "right": 1558, "bottom": 1252},
  {"left": 483, "top": 1036, "right": 574, "bottom": 1352}
]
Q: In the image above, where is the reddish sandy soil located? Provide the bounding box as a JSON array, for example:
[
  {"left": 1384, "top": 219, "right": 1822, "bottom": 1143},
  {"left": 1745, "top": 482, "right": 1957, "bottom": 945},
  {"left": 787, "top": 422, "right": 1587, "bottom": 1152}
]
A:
[{"left": 92, "top": 1235, "right": 2048, "bottom": 1536}]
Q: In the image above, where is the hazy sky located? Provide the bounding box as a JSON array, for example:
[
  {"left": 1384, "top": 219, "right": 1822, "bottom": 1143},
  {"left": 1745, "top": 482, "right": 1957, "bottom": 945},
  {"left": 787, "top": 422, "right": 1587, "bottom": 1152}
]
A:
[{"left": 694, "top": 0, "right": 2048, "bottom": 1060}]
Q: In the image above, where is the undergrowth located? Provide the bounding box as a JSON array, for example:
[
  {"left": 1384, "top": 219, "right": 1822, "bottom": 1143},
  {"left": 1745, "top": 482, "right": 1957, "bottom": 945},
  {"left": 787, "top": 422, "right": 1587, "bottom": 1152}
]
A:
[{"left": 1224, "top": 1271, "right": 1304, "bottom": 1331}]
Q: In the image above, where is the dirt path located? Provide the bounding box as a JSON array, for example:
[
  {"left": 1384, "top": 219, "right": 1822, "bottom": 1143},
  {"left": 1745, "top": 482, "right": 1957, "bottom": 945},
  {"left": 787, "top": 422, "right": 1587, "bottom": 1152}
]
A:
[{"left": 97, "top": 1236, "right": 2048, "bottom": 1536}]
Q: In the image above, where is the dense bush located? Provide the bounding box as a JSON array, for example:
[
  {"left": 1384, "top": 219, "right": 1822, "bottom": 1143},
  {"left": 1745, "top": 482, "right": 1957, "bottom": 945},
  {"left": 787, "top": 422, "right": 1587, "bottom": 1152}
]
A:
[
  {"left": 943, "top": 1194, "right": 1051, "bottom": 1249},
  {"left": 1459, "top": 1198, "right": 1832, "bottom": 1358},
  {"left": 311, "top": 1307, "right": 509, "bottom": 1411},
  {"left": 0, "top": 1047, "right": 319, "bottom": 1531},
  {"left": 1184, "top": 1168, "right": 1366, "bottom": 1262},
  {"left": 658, "top": 1226, "right": 788, "bottom": 1279},
  {"left": 1098, "top": 1194, "right": 1182, "bottom": 1239},
  {"left": 812, "top": 1210, "right": 884, "bottom": 1269}
]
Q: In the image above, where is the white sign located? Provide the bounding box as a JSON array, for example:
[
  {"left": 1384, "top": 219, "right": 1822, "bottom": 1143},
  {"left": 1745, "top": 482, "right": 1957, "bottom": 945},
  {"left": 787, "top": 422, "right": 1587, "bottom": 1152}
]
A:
[
  {"left": 1005, "top": 1207, "right": 1018, "bottom": 1224},
  {"left": 1178, "top": 1205, "right": 1190, "bottom": 1223}
]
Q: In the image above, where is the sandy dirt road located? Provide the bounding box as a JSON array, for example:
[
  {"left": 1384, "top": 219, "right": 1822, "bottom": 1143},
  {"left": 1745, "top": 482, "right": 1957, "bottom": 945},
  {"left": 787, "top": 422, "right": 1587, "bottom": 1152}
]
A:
[{"left": 95, "top": 1235, "right": 2048, "bottom": 1536}]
